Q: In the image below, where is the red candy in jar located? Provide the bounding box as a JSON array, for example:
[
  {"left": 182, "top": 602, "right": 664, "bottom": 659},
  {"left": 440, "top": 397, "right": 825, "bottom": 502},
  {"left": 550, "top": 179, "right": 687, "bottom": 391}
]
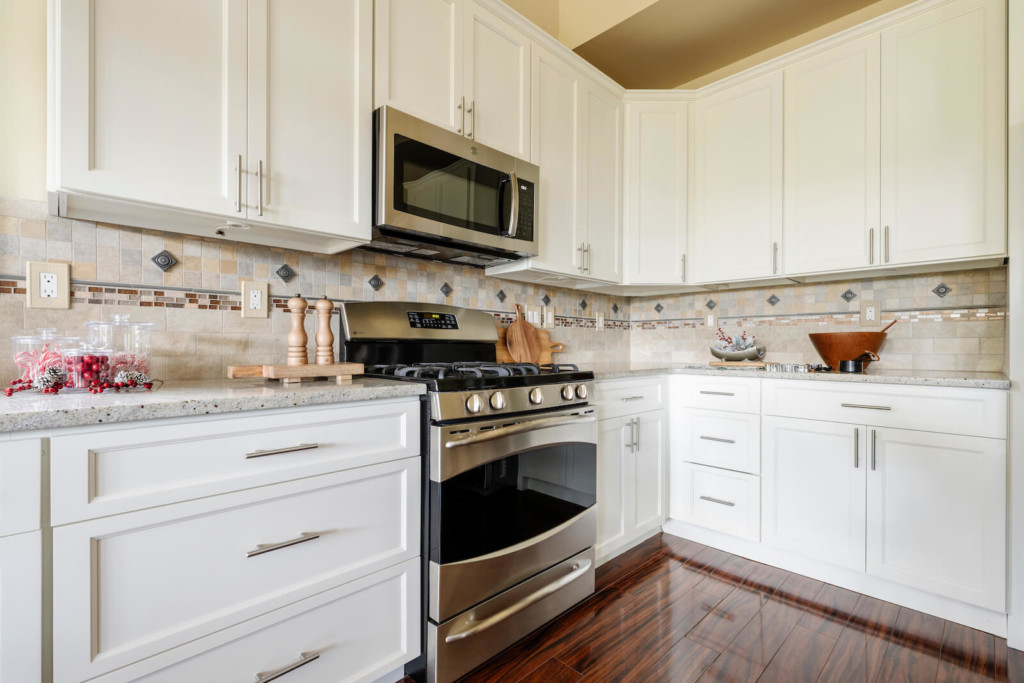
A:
[{"left": 63, "top": 346, "right": 113, "bottom": 391}]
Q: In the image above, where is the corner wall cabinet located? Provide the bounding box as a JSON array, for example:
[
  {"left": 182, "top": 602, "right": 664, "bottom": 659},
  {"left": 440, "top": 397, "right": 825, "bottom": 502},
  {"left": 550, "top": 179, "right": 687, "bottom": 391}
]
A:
[{"left": 53, "top": 0, "right": 372, "bottom": 251}]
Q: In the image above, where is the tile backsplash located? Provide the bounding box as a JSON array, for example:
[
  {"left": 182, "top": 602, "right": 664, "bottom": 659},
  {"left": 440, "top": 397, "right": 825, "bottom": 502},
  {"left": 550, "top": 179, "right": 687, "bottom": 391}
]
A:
[{"left": 0, "top": 198, "right": 1008, "bottom": 381}]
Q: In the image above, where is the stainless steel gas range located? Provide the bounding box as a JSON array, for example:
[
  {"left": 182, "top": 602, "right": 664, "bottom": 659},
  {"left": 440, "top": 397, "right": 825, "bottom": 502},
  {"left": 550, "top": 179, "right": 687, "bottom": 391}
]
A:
[{"left": 339, "top": 302, "right": 597, "bottom": 683}]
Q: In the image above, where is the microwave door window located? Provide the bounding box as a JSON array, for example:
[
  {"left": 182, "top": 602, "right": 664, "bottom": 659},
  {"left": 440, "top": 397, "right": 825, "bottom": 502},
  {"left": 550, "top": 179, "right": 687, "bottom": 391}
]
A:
[{"left": 394, "top": 135, "right": 502, "bottom": 235}]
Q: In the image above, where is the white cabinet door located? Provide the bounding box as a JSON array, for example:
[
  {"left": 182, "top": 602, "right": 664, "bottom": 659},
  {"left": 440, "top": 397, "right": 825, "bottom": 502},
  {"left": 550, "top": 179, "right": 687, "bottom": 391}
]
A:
[
  {"left": 867, "top": 428, "right": 1005, "bottom": 611},
  {"left": 784, "top": 36, "right": 881, "bottom": 275},
  {"left": 624, "top": 100, "right": 688, "bottom": 285},
  {"left": 57, "top": 0, "right": 247, "bottom": 216},
  {"left": 880, "top": 0, "right": 1006, "bottom": 265},
  {"left": 464, "top": 2, "right": 531, "bottom": 160},
  {"left": 528, "top": 46, "right": 585, "bottom": 276},
  {"left": 632, "top": 412, "right": 666, "bottom": 533},
  {"left": 373, "top": 0, "right": 464, "bottom": 133},
  {"left": 596, "top": 416, "right": 630, "bottom": 561},
  {"left": 247, "top": 0, "right": 371, "bottom": 240},
  {"left": 582, "top": 82, "right": 623, "bottom": 283},
  {"left": 692, "top": 71, "right": 783, "bottom": 284},
  {"left": 762, "top": 417, "right": 866, "bottom": 570},
  {"left": 0, "top": 532, "right": 41, "bottom": 683}
]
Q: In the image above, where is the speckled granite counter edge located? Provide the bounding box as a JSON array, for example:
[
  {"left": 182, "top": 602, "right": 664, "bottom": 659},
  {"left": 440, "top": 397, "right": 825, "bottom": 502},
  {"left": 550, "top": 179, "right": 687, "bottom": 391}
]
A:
[
  {"left": 0, "top": 381, "right": 426, "bottom": 434},
  {"left": 591, "top": 365, "right": 1011, "bottom": 389}
]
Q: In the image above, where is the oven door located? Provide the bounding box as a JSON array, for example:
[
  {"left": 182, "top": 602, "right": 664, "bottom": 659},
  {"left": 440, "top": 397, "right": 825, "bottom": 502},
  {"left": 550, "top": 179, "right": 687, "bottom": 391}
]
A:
[{"left": 428, "top": 406, "right": 597, "bottom": 623}]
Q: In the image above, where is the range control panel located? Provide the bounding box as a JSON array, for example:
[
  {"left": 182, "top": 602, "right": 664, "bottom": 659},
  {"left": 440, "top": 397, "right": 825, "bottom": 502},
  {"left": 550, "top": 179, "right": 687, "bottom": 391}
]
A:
[{"left": 408, "top": 311, "right": 459, "bottom": 330}]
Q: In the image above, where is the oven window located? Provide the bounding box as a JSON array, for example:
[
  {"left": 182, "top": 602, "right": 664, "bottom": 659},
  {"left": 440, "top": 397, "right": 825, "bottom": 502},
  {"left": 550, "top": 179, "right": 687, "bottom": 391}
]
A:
[
  {"left": 393, "top": 134, "right": 508, "bottom": 235},
  {"left": 432, "top": 444, "right": 597, "bottom": 564}
]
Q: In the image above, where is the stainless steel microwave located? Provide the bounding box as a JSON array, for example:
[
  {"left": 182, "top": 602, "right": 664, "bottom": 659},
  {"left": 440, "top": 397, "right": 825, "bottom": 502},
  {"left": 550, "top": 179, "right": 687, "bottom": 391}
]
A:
[{"left": 372, "top": 106, "right": 539, "bottom": 265}]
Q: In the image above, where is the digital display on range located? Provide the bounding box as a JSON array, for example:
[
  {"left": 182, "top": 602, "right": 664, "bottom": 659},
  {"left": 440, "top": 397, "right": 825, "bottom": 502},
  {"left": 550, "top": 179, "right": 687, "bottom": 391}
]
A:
[{"left": 408, "top": 312, "right": 459, "bottom": 329}]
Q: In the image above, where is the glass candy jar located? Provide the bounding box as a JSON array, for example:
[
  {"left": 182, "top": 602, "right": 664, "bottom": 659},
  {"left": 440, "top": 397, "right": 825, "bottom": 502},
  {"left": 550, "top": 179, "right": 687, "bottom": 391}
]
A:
[
  {"left": 11, "top": 329, "right": 78, "bottom": 384},
  {"left": 100, "top": 314, "right": 154, "bottom": 377},
  {"left": 63, "top": 344, "right": 113, "bottom": 391}
]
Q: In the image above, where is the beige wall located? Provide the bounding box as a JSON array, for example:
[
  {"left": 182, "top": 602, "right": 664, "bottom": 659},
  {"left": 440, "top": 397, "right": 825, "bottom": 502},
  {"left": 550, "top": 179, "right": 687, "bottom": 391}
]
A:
[
  {"left": 556, "top": 0, "right": 659, "bottom": 48},
  {"left": 504, "top": 0, "right": 560, "bottom": 38},
  {"left": 0, "top": 0, "right": 47, "bottom": 202}
]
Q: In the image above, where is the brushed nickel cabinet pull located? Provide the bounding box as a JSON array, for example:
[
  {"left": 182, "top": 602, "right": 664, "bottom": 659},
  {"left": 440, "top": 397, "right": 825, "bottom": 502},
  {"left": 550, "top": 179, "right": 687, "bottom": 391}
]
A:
[
  {"left": 620, "top": 395, "right": 645, "bottom": 402},
  {"left": 633, "top": 417, "right": 640, "bottom": 451},
  {"left": 854, "top": 428, "right": 860, "bottom": 468},
  {"left": 681, "top": 254, "right": 686, "bottom": 282},
  {"left": 700, "top": 390, "right": 735, "bottom": 397},
  {"left": 577, "top": 243, "right": 584, "bottom": 272},
  {"left": 884, "top": 225, "right": 890, "bottom": 263},
  {"left": 235, "top": 154, "right": 243, "bottom": 212},
  {"left": 457, "top": 96, "right": 464, "bottom": 135},
  {"left": 871, "top": 429, "right": 877, "bottom": 471},
  {"left": 700, "top": 495, "right": 735, "bottom": 507},
  {"left": 583, "top": 243, "right": 591, "bottom": 274},
  {"left": 466, "top": 100, "right": 475, "bottom": 139},
  {"left": 625, "top": 419, "right": 634, "bottom": 453},
  {"left": 841, "top": 403, "right": 891, "bottom": 411},
  {"left": 247, "top": 531, "right": 321, "bottom": 558},
  {"left": 869, "top": 228, "right": 875, "bottom": 264},
  {"left": 257, "top": 159, "right": 264, "bottom": 216},
  {"left": 700, "top": 435, "right": 735, "bottom": 444},
  {"left": 255, "top": 651, "right": 322, "bottom": 683},
  {"left": 772, "top": 242, "right": 779, "bottom": 274},
  {"left": 246, "top": 443, "right": 320, "bottom": 459}
]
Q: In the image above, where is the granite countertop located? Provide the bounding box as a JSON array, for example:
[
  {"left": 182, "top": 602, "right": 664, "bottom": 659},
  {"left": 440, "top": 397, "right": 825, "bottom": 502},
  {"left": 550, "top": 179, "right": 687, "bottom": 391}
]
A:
[
  {"left": 0, "top": 378, "right": 425, "bottom": 433},
  {"left": 588, "top": 362, "right": 1011, "bottom": 390}
]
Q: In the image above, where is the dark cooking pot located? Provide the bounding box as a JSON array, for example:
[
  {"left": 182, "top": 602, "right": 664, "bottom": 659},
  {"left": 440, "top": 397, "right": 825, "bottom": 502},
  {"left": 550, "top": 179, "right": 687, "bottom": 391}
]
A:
[{"left": 839, "top": 351, "right": 880, "bottom": 374}]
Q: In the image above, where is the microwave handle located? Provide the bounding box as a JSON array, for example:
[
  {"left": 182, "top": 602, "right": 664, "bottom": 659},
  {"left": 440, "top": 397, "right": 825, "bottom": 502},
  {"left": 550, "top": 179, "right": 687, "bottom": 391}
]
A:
[{"left": 506, "top": 171, "right": 520, "bottom": 238}]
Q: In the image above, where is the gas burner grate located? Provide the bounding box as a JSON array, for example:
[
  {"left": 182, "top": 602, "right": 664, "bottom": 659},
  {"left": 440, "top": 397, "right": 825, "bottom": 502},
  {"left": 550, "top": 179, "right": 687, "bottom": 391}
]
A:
[{"left": 362, "top": 361, "right": 581, "bottom": 380}]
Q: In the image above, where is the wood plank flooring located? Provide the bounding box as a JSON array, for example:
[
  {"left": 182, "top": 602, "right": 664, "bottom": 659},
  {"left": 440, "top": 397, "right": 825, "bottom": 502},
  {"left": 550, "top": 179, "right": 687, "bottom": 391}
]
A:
[{"left": 454, "top": 533, "right": 1021, "bottom": 683}]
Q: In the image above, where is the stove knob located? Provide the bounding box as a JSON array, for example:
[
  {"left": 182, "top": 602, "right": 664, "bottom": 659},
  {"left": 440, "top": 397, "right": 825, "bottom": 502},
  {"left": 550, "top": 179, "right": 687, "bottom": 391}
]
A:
[
  {"left": 465, "top": 394, "right": 484, "bottom": 414},
  {"left": 529, "top": 387, "right": 544, "bottom": 405},
  {"left": 575, "top": 384, "right": 588, "bottom": 400},
  {"left": 561, "top": 385, "right": 575, "bottom": 401},
  {"left": 489, "top": 391, "right": 507, "bottom": 410}
]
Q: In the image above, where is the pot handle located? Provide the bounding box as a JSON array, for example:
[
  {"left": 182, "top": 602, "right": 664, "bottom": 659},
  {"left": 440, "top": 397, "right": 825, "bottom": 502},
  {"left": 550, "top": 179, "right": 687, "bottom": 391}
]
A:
[{"left": 854, "top": 351, "right": 880, "bottom": 362}]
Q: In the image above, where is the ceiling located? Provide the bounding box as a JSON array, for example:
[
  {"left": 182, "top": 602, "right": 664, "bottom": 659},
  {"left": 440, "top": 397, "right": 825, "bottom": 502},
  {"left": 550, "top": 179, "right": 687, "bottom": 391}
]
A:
[{"left": 508, "top": 0, "right": 916, "bottom": 89}]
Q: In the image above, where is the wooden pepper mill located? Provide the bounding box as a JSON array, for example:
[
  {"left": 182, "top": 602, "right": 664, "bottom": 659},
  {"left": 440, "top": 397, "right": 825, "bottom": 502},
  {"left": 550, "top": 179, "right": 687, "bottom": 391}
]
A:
[
  {"left": 315, "top": 296, "right": 336, "bottom": 365},
  {"left": 287, "top": 294, "right": 309, "bottom": 365}
]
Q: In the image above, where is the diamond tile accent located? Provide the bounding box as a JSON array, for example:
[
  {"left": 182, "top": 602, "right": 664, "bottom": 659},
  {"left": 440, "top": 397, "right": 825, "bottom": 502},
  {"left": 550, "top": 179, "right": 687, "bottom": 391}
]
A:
[
  {"left": 705, "top": 299, "right": 717, "bottom": 310},
  {"left": 612, "top": 303, "right": 619, "bottom": 314},
  {"left": 368, "top": 274, "right": 384, "bottom": 291},
  {"left": 655, "top": 303, "right": 664, "bottom": 313},
  {"left": 542, "top": 294, "right": 551, "bottom": 306},
  {"left": 440, "top": 282, "right": 453, "bottom": 297},
  {"left": 275, "top": 264, "right": 296, "bottom": 283},
  {"left": 579, "top": 299, "right": 587, "bottom": 311},
  {"left": 496, "top": 290, "right": 507, "bottom": 303},
  {"left": 767, "top": 294, "right": 780, "bottom": 307},
  {"left": 150, "top": 250, "right": 177, "bottom": 272},
  {"left": 841, "top": 289, "right": 858, "bottom": 302},
  {"left": 932, "top": 282, "right": 952, "bottom": 298}
]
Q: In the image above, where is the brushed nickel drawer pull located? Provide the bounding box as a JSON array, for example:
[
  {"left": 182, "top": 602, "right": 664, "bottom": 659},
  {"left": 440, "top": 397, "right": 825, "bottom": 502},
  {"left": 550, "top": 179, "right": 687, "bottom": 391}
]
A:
[
  {"left": 699, "top": 495, "right": 735, "bottom": 507},
  {"left": 841, "top": 403, "right": 891, "bottom": 411},
  {"left": 700, "top": 435, "right": 736, "bottom": 444},
  {"left": 620, "top": 395, "right": 646, "bottom": 402},
  {"left": 700, "top": 391, "right": 735, "bottom": 397},
  {"left": 255, "top": 650, "right": 321, "bottom": 682},
  {"left": 247, "top": 531, "right": 321, "bottom": 558},
  {"left": 245, "top": 443, "right": 320, "bottom": 459}
]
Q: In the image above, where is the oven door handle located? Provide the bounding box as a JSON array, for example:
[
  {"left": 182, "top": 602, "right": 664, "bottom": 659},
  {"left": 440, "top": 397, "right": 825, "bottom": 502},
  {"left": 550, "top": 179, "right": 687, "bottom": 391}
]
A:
[
  {"left": 444, "top": 414, "right": 596, "bottom": 449},
  {"left": 444, "top": 557, "right": 593, "bottom": 643}
]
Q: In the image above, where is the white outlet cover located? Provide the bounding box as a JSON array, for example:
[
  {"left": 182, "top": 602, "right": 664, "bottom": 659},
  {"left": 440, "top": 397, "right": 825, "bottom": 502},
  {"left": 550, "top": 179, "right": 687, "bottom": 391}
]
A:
[
  {"left": 706, "top": 313, "right": 716, "bottom": 328},
  {"left": 26, "top": 261, "right": 71, "bottom": 309},
  {"left": 241, "top": 281, "right": 269, "bottom": 319},
  {"left": 860, "top": 300, "right": 882, "bottom": 328}
]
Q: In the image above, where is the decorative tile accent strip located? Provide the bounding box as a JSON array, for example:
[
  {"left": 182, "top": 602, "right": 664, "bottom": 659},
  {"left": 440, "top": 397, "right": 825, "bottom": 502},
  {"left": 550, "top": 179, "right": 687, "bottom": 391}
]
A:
[
  {"left": 275, "top": 264, "right": 296, "bottom": 282},
  {"left": 150, "top": 250, "right": 177, "bottom": 272}
]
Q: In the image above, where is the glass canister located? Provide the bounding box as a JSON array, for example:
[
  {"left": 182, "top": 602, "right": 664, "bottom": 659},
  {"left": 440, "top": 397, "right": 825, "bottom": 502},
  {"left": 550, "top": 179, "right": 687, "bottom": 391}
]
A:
[
  {"left": 11, "top": 329, "right": 79, "bottom": 384},
  {"left": 63, "top": 344, "right": 114, "bottom": 391},
  {"left": 103, "top": 314, "right": 154, "bottom": 377}
]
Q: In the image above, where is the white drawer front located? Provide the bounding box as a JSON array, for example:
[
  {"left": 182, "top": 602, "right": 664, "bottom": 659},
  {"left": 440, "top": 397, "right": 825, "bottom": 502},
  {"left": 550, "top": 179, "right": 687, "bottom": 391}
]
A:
[
  {"left": 0, "top": 439, "right": 41, "bottom": 537},
  {"left": 671, "top": 375, "right": 761, "bottom": 414},
  {"left": 593, "top": 378, "right": 665, "bottom": 420},
  {"left": 51, "top": 399, "right": 419, "bottom": 525},
  {"left": 762, "top": 380, "right": 1007, "bottom": 438},
  {"left": 677, "top": 463, "right": 759, "bottom": 541},
  {"left": 681, "top": 409, "right": 760, "bottom": 474},
  {"left": 53, "top": 459, "right": 418, "bottom": 683},
  {"left": 107, "top": 559, "right": 420, "bottom": 683}
]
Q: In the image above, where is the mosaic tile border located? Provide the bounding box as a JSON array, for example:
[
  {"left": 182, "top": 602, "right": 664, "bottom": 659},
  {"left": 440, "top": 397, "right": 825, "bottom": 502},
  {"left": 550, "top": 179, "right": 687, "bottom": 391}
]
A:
[{"left": 631, "top": 307, "right": 1007, "bottom": 330}]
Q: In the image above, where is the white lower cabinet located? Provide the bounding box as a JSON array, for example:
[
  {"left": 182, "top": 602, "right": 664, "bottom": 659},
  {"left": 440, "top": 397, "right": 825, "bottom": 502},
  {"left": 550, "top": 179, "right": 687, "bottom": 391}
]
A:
[
  {"left": 675, "top": 463, "right": 759, "bottom": 541},
  {"left": 0, "top": 531, "right": 42, "bottom": 683}
]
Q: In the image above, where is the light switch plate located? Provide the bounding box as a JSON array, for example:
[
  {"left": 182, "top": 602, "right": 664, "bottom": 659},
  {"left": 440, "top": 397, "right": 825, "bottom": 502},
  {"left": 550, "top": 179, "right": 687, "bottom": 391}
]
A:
[
  {"left": 596, "top": 313, "right": 605, "bottom": 331},
  {"left": 860, "top": 300, "right": 881, "bottom": 328},
  {"left": 241, "top": 281, "right": 269, "bottom": 319},
  {"left": 26, "top": 261, "right": 70, "bottom": 309},
  {"left": 542, "top": 306, "right": 555, "bottom": 329}
]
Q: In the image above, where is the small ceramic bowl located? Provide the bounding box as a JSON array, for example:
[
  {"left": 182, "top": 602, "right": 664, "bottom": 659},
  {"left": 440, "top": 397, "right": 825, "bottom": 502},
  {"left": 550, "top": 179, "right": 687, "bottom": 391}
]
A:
[{"left": 710, "top": 345, "right": 766, "bottom": 361}]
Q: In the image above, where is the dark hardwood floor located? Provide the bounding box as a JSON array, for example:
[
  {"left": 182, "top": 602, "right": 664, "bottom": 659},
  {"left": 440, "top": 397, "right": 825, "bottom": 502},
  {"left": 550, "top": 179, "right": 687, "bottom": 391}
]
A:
[{"left": 455, "top": 533, "right": 1024, "bottom": 682}]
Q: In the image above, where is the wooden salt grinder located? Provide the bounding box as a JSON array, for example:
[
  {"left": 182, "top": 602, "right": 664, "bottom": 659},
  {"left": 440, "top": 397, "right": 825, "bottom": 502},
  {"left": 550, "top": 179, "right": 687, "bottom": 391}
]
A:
[
  {"left": 287, "top": 294, "right": 309, "bottom": 365},
  {"left": 315, "top": 296, "right": 335, "bottom": 365}
]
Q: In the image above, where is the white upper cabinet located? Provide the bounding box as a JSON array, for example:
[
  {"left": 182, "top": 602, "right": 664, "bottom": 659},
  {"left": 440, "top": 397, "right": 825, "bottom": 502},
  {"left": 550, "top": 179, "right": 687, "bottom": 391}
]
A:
[
  {"left": 880, "top": 0, "right": 1006, "bottom": 265},
  {"left": 55, "top": 0, "right": 371, "bottom": 247},
  {"left": 57, "top": 0, "right": 248, "bottom": 217},
  {"left": 784, "top": 36, "right": 881, "bottom": 275},
  {"left": 247, "top": 0, "right": 371, "bottom": 239},
  {"left": 582, "top": 83, "right": 624, "bottom": 283},
  {"left": 623, "top": 100, "right": 689, "bottom": 285},
  {"left": 692, "top": 71, "right": 783, "bottom": 284},
  {"left": 375, "top": 0, "right": 531, "bottom": 160}
]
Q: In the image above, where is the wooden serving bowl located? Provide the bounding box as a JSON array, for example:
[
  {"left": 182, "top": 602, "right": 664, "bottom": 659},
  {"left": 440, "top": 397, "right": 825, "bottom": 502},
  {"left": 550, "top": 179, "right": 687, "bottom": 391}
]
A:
[{"left": 808, "top": 331, "right": 887, "bottom": 370}]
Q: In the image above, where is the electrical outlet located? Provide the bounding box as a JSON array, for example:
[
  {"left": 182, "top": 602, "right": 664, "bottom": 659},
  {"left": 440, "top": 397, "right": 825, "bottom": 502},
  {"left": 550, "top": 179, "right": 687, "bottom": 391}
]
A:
[
  {"left": 241, "top": 281, "right": 269, "bottom": 319},
  {"left": 26, "top": 261, "right": 70, "bottom": 309},
  {"left": 596, "top": 312, "right": 605, "bottom": 331},
  {"left": 860, "top": 300, "right": 881, "bottom": 328},
  {"left": 706, "top": 312, "right": 716, "bottom": 328}
]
